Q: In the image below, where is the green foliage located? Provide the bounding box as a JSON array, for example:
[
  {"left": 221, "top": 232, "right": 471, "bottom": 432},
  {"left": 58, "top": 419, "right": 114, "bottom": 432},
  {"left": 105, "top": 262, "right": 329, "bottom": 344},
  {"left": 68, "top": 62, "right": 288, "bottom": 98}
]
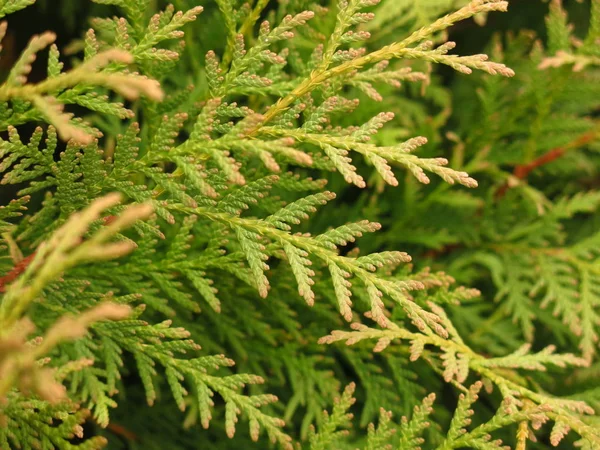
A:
[{"left": 0, "top": 0, "right": 599, "bottom": 449}]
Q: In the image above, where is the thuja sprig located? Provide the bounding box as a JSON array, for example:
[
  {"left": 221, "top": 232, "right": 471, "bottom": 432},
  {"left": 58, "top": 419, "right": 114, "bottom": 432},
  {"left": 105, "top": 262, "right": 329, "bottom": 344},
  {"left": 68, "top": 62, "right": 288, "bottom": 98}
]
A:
[
  {"left": 2, "top": 0, "right": 598, "bottom": 448},
  {"left": 538, "top": 0, "right": 600, "bottom": 71},
  {"left": 0, "top": 396, "right": 107, "bottom": 450},
  {"left": 176, "top": 200, "right": 443, "bottom": 332},
  {"left": 182, "top": 0, "right": 513, "bottom": 192},
  {"left": 0, "top": 193, "right": 152, "bottom": 329},
  {"left": 305, "top": 381, "right": 558, "bottom": 449},
  {"left": 262, "top": 123, "right": 477, "bottom": 187},
  {"left": 248, "top": 0, "right": 514, "bottom": 134},
  {"left": 307, "top": 382, "right": 357, "bottom": 450},
  {"left": 0, "top": 0, "right": 34, "bottom": 18},
  {"left": 0, "top": 29, "right": 163, "bottom": 143},
  {"left": 0, "top": 302, "right": 130, "bottom": 405},
  {"left": 318, "top": 312, "right": 599, "bottom": 447},
  {"left": 89, "top": 3, "right": 204, "bottom": 75},
  {"left": 0, "top": 194, "right": 151, "bottom": 404},
  {"left": 88, "top": 315, "right": 293, "bottom": 446},
  {"left": 210, "top": 10, "right": 316, "bottom": 97}
]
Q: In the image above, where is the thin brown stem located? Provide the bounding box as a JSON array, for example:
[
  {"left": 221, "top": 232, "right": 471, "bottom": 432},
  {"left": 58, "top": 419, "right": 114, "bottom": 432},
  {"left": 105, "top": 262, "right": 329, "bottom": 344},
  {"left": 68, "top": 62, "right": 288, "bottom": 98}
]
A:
[
  {"left": 0, "top": 252, "right": 36, "bottom": 293},
  {"left": 496, "top": 126, "right": 599, "bottom": 198}
]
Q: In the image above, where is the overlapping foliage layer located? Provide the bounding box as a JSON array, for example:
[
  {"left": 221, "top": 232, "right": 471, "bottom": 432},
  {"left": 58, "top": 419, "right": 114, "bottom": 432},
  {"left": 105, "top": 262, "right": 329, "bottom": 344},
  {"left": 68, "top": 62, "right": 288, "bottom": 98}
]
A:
[{"left": 0, "top": 0, "right": 599, "bottom": 448}]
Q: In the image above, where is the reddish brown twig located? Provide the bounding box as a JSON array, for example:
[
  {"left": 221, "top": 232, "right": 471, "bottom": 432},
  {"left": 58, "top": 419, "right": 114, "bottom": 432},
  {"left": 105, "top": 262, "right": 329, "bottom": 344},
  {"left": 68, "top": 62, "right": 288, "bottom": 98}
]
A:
[
  {"left": 106, "top": 422, "right": 138, "bottom": 441},
  {"left": 0, "top": 252, "right": 37, "bottom": 293},
  {"left": 513, "top": 147, "right": 568, "bottom": 180},
  {"left": 102, "top": 215, "right": 117, "bottom": 225},
  {"left": 496, "top": 128, "right": 598, "bottom": 198},
  {"left": 514, "top": 130, "right": 597, "bottom": 179}
]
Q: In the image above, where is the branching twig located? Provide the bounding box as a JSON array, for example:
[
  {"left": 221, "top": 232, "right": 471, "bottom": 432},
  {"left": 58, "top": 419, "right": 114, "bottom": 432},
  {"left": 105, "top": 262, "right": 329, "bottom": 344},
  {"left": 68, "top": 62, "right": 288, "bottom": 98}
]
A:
[{"left": 496, "top": 127, "right": 599, "bottom": 198}]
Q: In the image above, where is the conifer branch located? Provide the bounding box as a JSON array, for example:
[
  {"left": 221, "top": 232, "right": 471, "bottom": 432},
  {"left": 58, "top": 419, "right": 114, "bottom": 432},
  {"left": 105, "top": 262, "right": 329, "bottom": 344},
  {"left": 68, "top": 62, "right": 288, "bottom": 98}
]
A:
[
  {"left": 319, "top": 316, "right": 598, "bottom": 446},
  {"left": 1, "top": 0, "right": 599, "bottom": 447},
  {"left": 497, "top": 125, "right": 600, "bottom": 197},
  {"left": 0, "top": 193, "right": 152, "bottom": 329},
  {"left": 248, "top": 0, "right": 514, "bottom": 135}
]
